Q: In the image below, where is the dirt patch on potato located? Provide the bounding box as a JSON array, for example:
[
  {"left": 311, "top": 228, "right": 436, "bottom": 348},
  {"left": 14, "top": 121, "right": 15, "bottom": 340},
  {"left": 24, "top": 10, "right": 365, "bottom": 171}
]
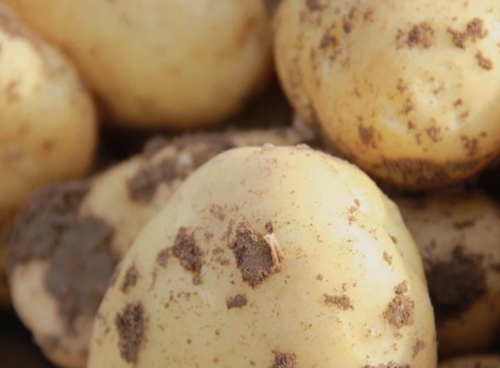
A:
[
  {"left": 6, "top": 182, "right": 115, "bottom": 330},
  {"left": 384, "top": 281, "right": 415, "bottom": 328},
  {"left": 115, "top": 301, "right": 146, "bottom": 365},
  {"left": 172, "top": 227, "right": 203, "bottom": 285},
  {"left": 425, "top": 246, "right": 486, "bottom": 322},
  {"left": 229, "top": 222, "right": 284, "bottom": 288},
  {"left": 272, "top": 351, "right": 296, "bottom": 368},
  {"left": 226, "top": 294, "right": 248, "bottom": 310},
  {"left": 120, "top": 264, "right": 139, "bottom": 294}
]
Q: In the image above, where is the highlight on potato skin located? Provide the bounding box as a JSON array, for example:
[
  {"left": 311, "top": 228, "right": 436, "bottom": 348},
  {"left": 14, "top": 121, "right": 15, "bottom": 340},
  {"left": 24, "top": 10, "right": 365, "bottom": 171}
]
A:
[
  {"left": 87, "top": 145, "right": 436, "bottom": 368},
  {"left": 272, "top": 0, "right": 500, "bottom": 190},
  {"left": 4, "top": 126, "right": 313, "bottom": 368},
  {"left": 4, "top": 0, "right": 274, "bottom": 129},
  {"left": 393, "top": 189, "right": 500, "bottom": 358}
]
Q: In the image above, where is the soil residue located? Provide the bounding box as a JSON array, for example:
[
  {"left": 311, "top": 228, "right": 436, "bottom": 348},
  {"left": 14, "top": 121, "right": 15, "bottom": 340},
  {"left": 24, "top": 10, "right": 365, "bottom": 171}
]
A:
[{"left": 115, "top": 301, "right": 146, "bottom": 365}]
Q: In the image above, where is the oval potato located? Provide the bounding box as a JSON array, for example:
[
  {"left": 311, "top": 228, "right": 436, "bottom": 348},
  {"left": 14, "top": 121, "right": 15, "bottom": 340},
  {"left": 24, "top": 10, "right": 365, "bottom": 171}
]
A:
[
  {"left": 4, "top": 0, "right": 273, "bottom": 129},
  {"left": 6, "top": 125, "right": 313, "bottom": 368},
  {"left": 272, "top": 0, "right": 500, "bottom": 189},
  {"left": 393, "top": 190, "right": 500, "bottom": 357},
  {"left": 88, "top": 145, "right": 436, "bottom": 368}
]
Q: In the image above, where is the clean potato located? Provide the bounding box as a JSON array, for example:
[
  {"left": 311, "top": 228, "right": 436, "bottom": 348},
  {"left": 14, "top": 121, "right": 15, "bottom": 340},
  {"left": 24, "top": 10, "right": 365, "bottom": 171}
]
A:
[
  {"left": 0, "top": 3, "right": 97, "bottom": 223},
  {"left": 88, "top": 145, "right": 436, "bottom": 368},
  {"left": 439, "top": 355, "right": 500, "bottom": 368},
  {"left": 272, "top": 0, "right": 500, "bottom": 189},
  {"left": 393, "top": 190, "right": 500, "bottom": 357},
  {"left": 6, "top": 125, "right": 313, "bottom": 368},
  {"left": 4, "top": 0, "right": 273, "bottom": 129}
]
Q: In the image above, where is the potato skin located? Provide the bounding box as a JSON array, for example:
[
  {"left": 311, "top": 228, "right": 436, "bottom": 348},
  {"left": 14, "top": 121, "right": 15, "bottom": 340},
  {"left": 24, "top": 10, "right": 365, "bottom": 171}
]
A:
[
  {"left": 393, "top": 190, "right": 500, "bottom": 357},
  {"left": 273, "top": 0, "right": 500, "bottom": 190},
  {"left": 439, "top": 355, "right": 500, "bottom": 368},
  {"left": 0, "top": 3, "right": 97, "bottom": 222},
  {"left": 88, "top": 146, "right": 436, "bottom": 368},
  {"left": 4, "top": 0, "right": 273, "bottom": 129},
  {"left": 6, "top": 126, "right": 312, "bottom": 368}
]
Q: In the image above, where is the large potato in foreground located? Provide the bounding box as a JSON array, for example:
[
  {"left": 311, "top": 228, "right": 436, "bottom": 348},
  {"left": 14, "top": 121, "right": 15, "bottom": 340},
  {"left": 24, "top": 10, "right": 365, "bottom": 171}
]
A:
[
  {"left": 88, "top": 145, "right": 436, "bottom": 368},
  {"left": 5, "top": 0, "right": 273, "bottom": 129},
  {"left": 0, "top": 3, "right": 97, "bottom": 222},
  {"left": 272, "top": 0, "right": 500, "bottom": 189},
  {"left": 6, "top": 126, "right": 312, "bottom": 368},
  {"left": 394, "top": 190, "right": 500, "bottom": 357}
]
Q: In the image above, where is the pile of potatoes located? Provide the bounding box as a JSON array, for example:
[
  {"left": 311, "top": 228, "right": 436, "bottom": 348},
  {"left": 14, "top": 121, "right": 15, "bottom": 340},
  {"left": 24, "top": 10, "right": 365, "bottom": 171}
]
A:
[{"left": 1, "top": 0, "right": 500, "bottom": 367}]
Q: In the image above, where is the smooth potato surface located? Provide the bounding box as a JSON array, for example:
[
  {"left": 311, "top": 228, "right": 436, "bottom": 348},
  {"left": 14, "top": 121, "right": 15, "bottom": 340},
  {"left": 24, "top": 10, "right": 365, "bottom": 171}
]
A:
[{"left": 5, "top": 0, "right": 273, "bottom": 129}]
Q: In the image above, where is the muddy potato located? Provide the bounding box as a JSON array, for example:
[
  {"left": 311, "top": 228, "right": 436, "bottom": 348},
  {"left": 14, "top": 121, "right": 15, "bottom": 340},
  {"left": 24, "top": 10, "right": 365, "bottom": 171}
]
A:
[
  {"left": 4, "top": 0, "right": 273, "bottom": 129},
  {"left": 393, "top": 190, "right": 500, "bottom": 357},
  {"left": 272, "top": 0, "right": 500, "bottom": 190},
  {"left": 0, "top": 4, "right": 97, "bottom": 308},
  {"left": 6, "top": 125, "right": 313, "bottom": 368},
  {"left": 88, "top": 145, "right": 436, "bottom": 368},
  {"left": 439, "top": 355, "right": 500, "bottom": 368}
]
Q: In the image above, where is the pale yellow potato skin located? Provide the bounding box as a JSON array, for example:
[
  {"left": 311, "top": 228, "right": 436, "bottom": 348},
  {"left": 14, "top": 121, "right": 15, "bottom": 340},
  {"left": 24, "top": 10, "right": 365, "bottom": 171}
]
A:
[
  {"left": 4, "top": 0, "right": 273, "bottom": 129},
  {"left": 273, "top": 0, "right": 500, "bottom": 189},
  {"left": 0, "top": 4, "right": 97, "bottom": 222},
  {"left": 88, "top": 146, "right": 435, "bottom": 368},
  {"left": 8, "top": 126, "right": 312, "bottom": 368},
  {"left": 439, "top": 355, "right": 500, "bottom": 368},
  {"left": 394, "top": 190, "right": 500, "bottom": 357}
]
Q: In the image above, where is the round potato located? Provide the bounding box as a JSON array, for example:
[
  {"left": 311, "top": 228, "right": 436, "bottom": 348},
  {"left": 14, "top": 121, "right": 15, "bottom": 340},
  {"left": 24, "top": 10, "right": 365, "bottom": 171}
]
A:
[
  {"left": 272, "top": 0, "right": 500, "bottom": 190},
  {"left": 439, "top": 355, "right": 500, "bottom": 368},
  {"left": 88, "top": 145, "right": 436, "bottom": 368},
  {"left": 6, "top": 125, "right": 313, "bottom": 368},
  {"left": 0, "top": 3, "right": 97, "bottom": 223},
  {"left": 393, "top": 190, "right": 500, "bottom": 357},
  {"left": 4, "top": 0, "right": 273, "bottom": 129}
]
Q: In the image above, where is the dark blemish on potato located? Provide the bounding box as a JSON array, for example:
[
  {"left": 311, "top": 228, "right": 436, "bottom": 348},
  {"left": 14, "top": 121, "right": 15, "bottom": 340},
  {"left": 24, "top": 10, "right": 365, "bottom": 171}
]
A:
[
  {"left": 210, "top": 204, "right": 225, "bottom": 221},
  {"left": 426, "top": 126, "right": 441, "bottom": 143},
  {"left": 363, "top": 8, "right": 374, "bottom": 22},
  {"left": 358, "top": 125, "right": 375, "bottom": 146},
  {"left": 306, "top": 0, "right": 322, "bottom": 11},
  {"left": 383, "top": 252, "right": 393, "bottom": 265},
  {"left": 172, "top": 227, "right": 203, "bottom": 283},
  {"left": 448, "top": 18, "right": 488, "bottom": 48},
  {"left": 412, "top": 339, "right": 426, "bottom": 358},
  {"left": 397, "top": 23, "right": 434, "bottom": 49},
  {"left": 4, "top": 182, "right": 116, "bottom": 332},
  {"left": 115, "top": 301, "right": 145, "bottom": 365},
  {"left": 379, "top": 157, "right": 481, "bottom": 188},
  {"left": 316, "top": 274, "right": 323, "bottom": 281},
  {"left": 476, "top": 51, "right": 493, "bottom": 70},
  {"left": 320, "top": 27, "right": 338, "bottom": 50},
  {"left": 324, "top": 294, "right": 354, "bottom": 310},
  {"left": 384, "top": 281, "right": 414, "bottom": 328},
  {"left": 264, "top": 0, "right": 284, "bottom": 16},
  {"left": 425, "top": 246, "right": 486, "bottom": 323},
  {"left": 120, "top": 264, "right": 139, "bottom": 294},
  {"left": 226, "top": 294, "right": 248, "bottom": 310},
  {"left": 127, "top": 159, "right": 177, "bottom": 202},
  {"left": 229, "top": 223, "right": 284, "bottom": 288},
  {"left": 272, "top": 351, "right": 296, "bottom": 368},
  {"left": 156, "top": 248, "right": 170, "bottom": 268},
  {"left": 452, "top": 219, "right": 475, "bottom": 229},
  {"left": 265, "top": 222, "right": 274, "bottom": 234}
]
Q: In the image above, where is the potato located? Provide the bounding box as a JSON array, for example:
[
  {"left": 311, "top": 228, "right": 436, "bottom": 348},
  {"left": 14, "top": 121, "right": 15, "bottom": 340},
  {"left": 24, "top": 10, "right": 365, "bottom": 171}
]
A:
[
  {"left": 272, "top": 0, "right": 500, "bottom": 190},
  {"left": 87, "top": 145, "right": 436, "bottom": 368},
  {"left": 393, "top": 190, "right": 500, "bottom": 357},
  {"left": 6, "top": 125, "right": 313, "bottom": 368},
  {"left": 0, "top": 4, "right": 97, "bottom": 308},
  {"left": 439, "top": 355, "right": 500, "bottom": 368},
  {"left": 4, "top": 0, "right": 273, "bottom": 129}
]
